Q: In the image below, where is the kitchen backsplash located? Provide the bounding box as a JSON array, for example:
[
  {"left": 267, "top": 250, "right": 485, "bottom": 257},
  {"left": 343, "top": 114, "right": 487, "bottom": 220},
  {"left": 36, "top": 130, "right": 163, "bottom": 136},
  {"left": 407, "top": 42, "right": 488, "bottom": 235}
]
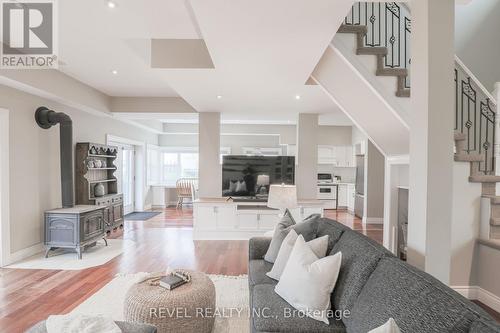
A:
[{"left": 317, "top": 165, "right": 356, "bottom": 183}]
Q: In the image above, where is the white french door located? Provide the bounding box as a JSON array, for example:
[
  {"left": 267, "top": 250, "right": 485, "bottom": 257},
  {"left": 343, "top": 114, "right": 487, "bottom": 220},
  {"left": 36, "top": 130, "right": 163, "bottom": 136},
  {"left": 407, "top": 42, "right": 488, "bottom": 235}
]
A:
[
  {"left": 109, "top": 142, "right": 136, "bottom": 215},
  {"left": 122, "top": 147, "right": 135, "bottom": 215}
]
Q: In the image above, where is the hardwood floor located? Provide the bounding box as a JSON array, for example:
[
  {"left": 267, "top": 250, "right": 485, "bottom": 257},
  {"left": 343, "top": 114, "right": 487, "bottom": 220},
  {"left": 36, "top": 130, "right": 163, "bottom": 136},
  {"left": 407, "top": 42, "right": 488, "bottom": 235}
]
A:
[{"left": 0, "top": 208, "right": 496, "bottom": 332}]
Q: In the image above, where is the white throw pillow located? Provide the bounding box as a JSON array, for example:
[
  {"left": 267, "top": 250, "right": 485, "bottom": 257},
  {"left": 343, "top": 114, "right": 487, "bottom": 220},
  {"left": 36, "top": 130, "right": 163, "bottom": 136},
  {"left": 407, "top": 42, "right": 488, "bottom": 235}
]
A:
[
  {"left": 368, "top": 318, "right": 401, "bottom": 333},
  {"left": 267, "top": 230, "right": 329, "bottom": 281},
  {"left": 275, "top": 235, "right": 342, "bottom": 324}
]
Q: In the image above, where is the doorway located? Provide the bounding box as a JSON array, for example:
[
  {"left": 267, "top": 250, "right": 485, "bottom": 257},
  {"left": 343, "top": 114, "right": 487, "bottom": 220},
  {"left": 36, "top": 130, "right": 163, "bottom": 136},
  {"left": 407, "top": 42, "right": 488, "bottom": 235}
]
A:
[
  {"left": 121, "top": 146, "right": 135, "bottom": 215},
  {"left": 109, "top": 142, "right": 136, "bottom": 215}
]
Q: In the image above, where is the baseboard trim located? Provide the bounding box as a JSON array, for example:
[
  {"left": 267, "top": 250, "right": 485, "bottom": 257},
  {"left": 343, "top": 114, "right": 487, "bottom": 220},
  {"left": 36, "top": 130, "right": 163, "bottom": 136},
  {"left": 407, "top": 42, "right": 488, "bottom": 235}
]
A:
[
  {"left": 7, "top": 243, "right": 43, "bottom": 265},
  {"left": 151, "top": 205, "right": 166, "bottom": 209},
  {"left": 452, "top": 285, "right": 500, "bottom": 313},
  {"left": 365, "top": 217, "right": 384, "bottom": 224}
]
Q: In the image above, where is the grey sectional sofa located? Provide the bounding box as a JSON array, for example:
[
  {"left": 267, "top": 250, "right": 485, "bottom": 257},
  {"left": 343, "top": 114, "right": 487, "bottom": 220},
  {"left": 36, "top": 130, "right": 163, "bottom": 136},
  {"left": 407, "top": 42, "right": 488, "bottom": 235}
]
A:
[{"left": 248, "top": 218, "right": 500, "bottom": 333}]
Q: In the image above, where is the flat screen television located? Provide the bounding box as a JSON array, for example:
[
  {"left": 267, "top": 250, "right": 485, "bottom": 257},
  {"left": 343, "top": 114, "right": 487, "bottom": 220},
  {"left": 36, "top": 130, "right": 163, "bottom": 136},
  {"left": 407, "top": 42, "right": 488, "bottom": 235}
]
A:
[{"left": 222, "top": 155, "right": 295, "bottom": 197}]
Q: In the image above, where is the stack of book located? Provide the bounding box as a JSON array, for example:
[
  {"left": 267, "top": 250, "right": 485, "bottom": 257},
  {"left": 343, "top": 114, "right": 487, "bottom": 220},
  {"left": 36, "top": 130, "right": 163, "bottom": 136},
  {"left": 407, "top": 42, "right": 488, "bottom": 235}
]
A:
[{"left": 159, "top": 271, "right": 190, "bottom": 290}]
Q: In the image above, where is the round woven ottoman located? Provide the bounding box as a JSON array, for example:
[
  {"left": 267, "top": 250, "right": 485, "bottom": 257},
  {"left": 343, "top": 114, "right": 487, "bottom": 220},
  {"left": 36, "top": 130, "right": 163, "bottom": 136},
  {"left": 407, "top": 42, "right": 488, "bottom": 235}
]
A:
[{"left": 124, "top": 270, "right": 215, "bottom": 333}]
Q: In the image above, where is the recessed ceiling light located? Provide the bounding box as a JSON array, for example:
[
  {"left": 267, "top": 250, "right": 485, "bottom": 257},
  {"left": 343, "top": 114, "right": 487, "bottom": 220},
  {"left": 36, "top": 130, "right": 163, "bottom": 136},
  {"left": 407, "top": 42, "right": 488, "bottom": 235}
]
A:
[
  {"left": 295, "top": 95, "right": 301, "bottom": 100},
  {"left": 217, "top": 95, "right": 222, "bottom": 99},
  {"left": 107, "top": 1, "right": 116, "bottom": 8},
  {"left": 111, "top": 70, "right": 118, "bottom": 75}
]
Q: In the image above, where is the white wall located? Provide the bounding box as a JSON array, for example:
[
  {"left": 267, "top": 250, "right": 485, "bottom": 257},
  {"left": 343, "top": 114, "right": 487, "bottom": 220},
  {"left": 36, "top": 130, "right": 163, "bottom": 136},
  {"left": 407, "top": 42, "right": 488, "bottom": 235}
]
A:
[
  {"left": 0, "top": 84, "right": 158, "bottom": 259},
  {"left": 455, "top": 0, "right": 500, "bottom": 93},
  {"left": 450, "top": 161, "right": 482, "bottom": 286},
  {"left": 161, "top": 123, "right": 352, "bottom": 147},
  {"left": 159, "top": 133, "right": 282, "bottom": 154},
  {"left": 366, "top": 141, "right": 385, "bottom": 221}
]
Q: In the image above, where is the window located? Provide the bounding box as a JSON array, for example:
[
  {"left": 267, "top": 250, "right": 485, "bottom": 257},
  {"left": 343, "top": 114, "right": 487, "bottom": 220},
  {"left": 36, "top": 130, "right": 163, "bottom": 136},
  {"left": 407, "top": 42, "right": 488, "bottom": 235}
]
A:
[
  {"left": 147, "top": 146, "right": 231, "bottom": 186},
  {"left": 147, "top": 145, "right": 161, "bottom": 185}
]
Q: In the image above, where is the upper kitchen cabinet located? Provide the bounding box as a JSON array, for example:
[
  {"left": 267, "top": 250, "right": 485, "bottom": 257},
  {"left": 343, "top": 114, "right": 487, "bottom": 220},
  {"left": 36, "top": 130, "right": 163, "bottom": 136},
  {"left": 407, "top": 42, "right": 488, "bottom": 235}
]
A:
[
  {"left": 318, "top": 145, "right": 355, "bottom": 167},
  {"left": 318, "top": 145, "right": 337, "bottom": 165}
]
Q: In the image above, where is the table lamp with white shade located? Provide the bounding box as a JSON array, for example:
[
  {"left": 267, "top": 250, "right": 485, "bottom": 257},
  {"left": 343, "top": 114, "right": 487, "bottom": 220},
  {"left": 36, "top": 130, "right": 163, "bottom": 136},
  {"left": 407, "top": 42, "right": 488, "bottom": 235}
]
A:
[{"left": 267, "top": 184, "right": 298, "bottom": 216}]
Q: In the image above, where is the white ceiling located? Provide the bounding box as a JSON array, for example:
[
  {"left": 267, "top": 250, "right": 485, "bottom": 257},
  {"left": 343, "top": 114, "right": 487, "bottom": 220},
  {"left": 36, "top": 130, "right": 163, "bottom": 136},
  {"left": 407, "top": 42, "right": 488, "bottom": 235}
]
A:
[{"left": 58, "top": 0, "right": 353, "bottom": 124}]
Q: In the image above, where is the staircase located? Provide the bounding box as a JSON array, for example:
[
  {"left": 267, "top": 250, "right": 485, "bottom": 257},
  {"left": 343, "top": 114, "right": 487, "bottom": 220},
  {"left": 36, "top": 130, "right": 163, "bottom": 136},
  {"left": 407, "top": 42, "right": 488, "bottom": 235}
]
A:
[
  {"left": 322, "top": 2, "right": 500, "bottom": 240},
  {"left": 337, "top": 24, "right": 410, "bottom": 98}
]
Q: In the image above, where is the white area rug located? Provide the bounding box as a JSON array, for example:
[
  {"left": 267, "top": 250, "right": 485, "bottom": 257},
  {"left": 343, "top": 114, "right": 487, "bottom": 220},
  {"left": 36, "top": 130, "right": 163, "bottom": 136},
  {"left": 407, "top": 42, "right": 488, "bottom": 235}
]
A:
[
  {"left": 71, "top": 273, "right": 250, "bottom": 333},
  {"left": 6, "top": 239, "right": 134, "bottom": 270}
]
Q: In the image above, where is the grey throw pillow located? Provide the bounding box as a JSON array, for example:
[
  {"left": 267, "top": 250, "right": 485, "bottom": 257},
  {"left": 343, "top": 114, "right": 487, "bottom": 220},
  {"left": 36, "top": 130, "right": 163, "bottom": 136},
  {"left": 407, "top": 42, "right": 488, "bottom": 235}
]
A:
[
  {"left": 264, "top": 211, "right": 321, "bottom": 263},
  {"left": 264, "top": 209, "right": 296, "bottom": 263}
]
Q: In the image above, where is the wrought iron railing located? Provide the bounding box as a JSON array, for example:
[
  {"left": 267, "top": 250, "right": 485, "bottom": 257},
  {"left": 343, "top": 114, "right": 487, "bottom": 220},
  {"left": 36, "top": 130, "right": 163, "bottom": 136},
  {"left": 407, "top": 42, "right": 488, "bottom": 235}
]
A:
[
  {"left": 344, "top": 2, "right": 411, "bottom": 88},
  {"left": 344, "top": 2, "right": 497, "bottom": 174},
  {"left": 455, "top": 59, "right": 497, "bottom": 174}
]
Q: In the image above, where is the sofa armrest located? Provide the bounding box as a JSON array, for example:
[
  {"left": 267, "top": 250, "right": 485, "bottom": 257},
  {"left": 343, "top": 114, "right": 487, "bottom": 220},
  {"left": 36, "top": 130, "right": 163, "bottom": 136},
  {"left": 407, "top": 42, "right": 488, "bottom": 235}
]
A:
[{"left": 249, "top": 237, "right": 272, "bottom": 260}]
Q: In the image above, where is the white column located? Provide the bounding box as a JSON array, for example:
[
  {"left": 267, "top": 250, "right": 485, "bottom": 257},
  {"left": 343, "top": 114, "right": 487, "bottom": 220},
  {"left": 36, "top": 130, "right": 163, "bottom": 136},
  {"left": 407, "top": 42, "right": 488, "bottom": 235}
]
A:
[
  {"left": 296, "top": 114, "right": 318, "bottom": 200},
  {"left": 407, "top": 0, "right": 455, "bottom": 284},
  {"left": 198, "top": 112, "right": 221, "bottom": 198}
]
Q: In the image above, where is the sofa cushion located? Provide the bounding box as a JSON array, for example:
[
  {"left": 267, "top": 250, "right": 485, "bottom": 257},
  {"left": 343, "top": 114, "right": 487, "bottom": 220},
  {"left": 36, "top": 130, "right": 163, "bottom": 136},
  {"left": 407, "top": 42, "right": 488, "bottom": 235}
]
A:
[
  {"left": 347, "top": 257, "right": 483, "bottom": 333},
  {"left": 469, "top": 318, "right": 500, "bottom": 332},
  {"left": 264, "top": 212, "right": 320, "bottom": 263},
  {"left": 264, "top": 209, "right": 296, "bottom": 263},
  {"left": 251, "top": 284, "right": 347, "bottom": 333},
  {"left": 330, "top": 230, "right": 388, "bottom": 314},
  {"left": 316, "top": 218, "right": 350, "bottom": 254},
  {"left": 249, "top": 259, "right": 277, "bottom": 287}
]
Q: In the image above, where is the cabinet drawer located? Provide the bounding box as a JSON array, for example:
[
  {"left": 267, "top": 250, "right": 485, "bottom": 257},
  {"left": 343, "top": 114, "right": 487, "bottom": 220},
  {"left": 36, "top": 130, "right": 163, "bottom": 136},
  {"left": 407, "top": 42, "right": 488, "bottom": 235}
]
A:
[
  {"left": 95, "top": 198, "right": 111, "bottom": 206},
  {"left": 112, "top": 195, "right": 123, "bottom": 203}
]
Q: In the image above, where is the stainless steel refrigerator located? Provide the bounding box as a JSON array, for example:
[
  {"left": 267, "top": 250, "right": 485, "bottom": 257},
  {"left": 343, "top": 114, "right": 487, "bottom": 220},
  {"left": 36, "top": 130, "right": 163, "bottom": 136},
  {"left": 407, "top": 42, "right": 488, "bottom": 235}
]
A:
[{"left": 354, "top": 155, "right": 365, "bottom": 218}]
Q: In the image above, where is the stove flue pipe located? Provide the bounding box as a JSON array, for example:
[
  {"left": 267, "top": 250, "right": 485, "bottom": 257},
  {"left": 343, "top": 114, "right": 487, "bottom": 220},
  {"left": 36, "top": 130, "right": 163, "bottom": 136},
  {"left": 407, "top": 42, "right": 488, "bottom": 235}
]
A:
[{"left": 35, "top": 107, "right": 74, "bottom": 208}]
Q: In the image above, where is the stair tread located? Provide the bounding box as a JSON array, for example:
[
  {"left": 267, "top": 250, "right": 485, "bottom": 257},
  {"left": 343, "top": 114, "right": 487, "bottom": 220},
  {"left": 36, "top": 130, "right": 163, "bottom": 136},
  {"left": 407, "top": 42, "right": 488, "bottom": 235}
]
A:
[
  {"left": 396, "top": 89, "right": 411, "bottom": 98},
  {"left": 490, "top": 217, "right": 500, "bottom": 226},
  {"left": 454, "top": 153, "right": 484, "bottom": 162},
  {"left": 338, "top": 24, "right": 367, "bottom": 35},
  {"left": 357, "top": 47, "right": 388, "bottom": 55},
  {"left": 469, "top": 175, "right": 500, "bottom": 183},
  {"left": 376, "top": 68, "right": 408, "bottom": 77},
  {"left": 454, "top": 132, "right": 467, "bottom": 141}
]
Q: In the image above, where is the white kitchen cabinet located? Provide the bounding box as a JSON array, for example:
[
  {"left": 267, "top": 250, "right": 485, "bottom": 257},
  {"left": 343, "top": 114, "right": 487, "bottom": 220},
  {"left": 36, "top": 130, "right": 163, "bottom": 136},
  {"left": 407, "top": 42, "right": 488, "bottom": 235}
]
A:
[
  {"left": 344, "top": 146, "right": 355, "bottom": 167},
  {"left": 347, "top": 184, "right": 355, "bottom": 213},
  {"left": 338, "top": 184, "right": 348, "bottom": 207},
  {"left": 318, "top": 145, "right": 356, "bottom": 167},
  {"left": 318, "top": 146, "right": 337, "bottom": 165}
]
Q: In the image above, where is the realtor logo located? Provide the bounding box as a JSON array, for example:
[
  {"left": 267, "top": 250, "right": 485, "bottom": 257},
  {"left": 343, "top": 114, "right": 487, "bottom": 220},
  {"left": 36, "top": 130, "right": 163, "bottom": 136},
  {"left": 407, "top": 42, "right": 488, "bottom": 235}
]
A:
[{"left": 1, "top": 0, "right": 58, "bottom": 68}]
